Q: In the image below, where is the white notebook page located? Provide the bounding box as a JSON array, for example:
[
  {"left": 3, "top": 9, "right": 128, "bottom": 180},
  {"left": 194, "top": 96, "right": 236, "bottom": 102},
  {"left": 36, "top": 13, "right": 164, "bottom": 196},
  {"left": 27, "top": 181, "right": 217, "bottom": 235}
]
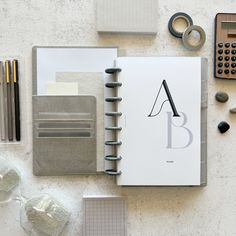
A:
[{"left": 116, "top": 57, "right": 202, "bottom": 186}]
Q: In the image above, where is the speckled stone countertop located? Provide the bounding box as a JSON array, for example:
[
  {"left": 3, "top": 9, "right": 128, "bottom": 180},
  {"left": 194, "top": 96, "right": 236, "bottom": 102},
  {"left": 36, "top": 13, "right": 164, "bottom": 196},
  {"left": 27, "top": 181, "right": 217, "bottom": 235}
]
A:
[{"left": 0, "top": 0, "right": 236, "bottom": 235}]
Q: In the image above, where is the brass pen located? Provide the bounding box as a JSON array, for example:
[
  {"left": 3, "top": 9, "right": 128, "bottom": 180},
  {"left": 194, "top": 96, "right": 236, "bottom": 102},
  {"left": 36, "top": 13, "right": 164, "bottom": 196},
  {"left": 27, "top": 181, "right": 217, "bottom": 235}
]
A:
[{"left": 5, "top": 60, "right": 13, "bottom": 141}]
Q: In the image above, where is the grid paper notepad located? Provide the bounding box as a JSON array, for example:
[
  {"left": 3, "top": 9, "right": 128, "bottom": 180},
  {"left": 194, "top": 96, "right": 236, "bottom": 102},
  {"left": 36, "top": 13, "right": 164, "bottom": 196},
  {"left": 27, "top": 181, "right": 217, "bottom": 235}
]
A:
[
  {"left": 96, "top": 0, "right": 158, "bottom": 34},
  {"left": 83, "top": 196, "right": 127, "bottom": 236}
]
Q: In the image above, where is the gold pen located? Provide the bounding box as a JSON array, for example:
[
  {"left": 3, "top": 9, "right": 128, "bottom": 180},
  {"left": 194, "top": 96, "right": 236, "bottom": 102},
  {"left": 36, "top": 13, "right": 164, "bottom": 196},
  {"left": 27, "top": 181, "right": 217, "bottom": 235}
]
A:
[{"left": 5, "top": 60, "right": 13, "bottom": 141}]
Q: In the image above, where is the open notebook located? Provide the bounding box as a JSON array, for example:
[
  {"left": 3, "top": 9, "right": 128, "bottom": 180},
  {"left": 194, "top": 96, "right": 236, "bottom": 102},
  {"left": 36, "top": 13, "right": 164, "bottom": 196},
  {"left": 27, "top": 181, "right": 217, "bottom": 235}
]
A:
[{"left": 104, "top": 57, "right": 207, "bottom": 186}]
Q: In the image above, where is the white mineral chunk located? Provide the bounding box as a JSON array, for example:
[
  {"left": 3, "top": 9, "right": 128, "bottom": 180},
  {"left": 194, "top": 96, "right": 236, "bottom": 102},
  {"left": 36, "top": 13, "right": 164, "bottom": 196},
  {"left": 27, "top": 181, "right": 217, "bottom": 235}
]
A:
[
  {"left": 0, "top": 163, "right": 20, "bottom": 192},
  {"left": 23, "top": 195, "right": 70, "bottom": 236}
]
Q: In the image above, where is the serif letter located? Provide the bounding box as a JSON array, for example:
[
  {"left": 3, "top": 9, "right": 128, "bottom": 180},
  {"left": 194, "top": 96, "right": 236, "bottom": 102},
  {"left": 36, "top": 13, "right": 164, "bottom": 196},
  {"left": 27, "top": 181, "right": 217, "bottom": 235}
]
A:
[
  {"left": 167, "top": 112, "right": 193, "bottom": 149},
  {"left": 148, "top": 80, "right": 180, "bottom": 117}
]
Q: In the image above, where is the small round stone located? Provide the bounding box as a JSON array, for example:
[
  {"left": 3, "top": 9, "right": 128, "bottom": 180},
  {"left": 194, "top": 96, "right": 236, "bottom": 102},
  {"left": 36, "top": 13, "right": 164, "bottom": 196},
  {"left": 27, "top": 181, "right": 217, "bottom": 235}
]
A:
[
  {"left": 218, "top": 121, "right": 230, "bottom": 133},
  {"left": 215, "top": 91, "right": 229, "bottom": 103},
  {"left": 230, "top": 107, "right": 236, "bottom": 114}
]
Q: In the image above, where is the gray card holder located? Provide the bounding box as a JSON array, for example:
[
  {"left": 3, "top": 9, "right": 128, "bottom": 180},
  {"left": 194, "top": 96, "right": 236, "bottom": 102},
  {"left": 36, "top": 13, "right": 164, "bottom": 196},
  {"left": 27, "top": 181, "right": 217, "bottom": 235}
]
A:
[{"left": 33, "top": 95, "right": 96, "bottom": 176}]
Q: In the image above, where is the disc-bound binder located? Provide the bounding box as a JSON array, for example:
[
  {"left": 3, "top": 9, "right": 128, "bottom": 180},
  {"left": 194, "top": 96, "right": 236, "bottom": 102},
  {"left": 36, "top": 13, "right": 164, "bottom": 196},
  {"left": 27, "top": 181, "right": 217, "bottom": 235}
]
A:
[
  {"left": 104, "top": 68, "right": 123, "bottom": 176},
  {"left": 104, "top": 57, "right": 207, "bottom": 186}
]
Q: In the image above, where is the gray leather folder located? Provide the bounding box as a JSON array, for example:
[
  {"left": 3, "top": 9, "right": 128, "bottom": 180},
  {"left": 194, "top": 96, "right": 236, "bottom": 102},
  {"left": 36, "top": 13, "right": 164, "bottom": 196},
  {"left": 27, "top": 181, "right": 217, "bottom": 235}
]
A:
[{"left": 32, "top": 96, "right": 97, "bottom": 175}]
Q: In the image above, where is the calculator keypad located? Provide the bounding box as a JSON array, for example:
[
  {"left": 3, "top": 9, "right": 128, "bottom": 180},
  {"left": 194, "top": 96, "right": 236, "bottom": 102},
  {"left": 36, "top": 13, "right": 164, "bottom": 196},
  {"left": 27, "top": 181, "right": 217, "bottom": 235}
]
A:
[{"left": 216, "top": 42, "right": 236, "bottom": 79}]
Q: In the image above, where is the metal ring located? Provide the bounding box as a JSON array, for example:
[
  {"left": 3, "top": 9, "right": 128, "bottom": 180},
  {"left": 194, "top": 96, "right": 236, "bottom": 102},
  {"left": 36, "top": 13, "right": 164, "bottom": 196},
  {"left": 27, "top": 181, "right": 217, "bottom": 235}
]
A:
[
  {"left": 105, "top": 155, "right": 122, "bottom": 161},
  {"left": 105, "top": 141, "right": 122, "bottom": 146},
  {"left": 105, "top": 112, "right": 122, "bottom": 116},
  {"left": 105, "top": 169, "right": 122, "bottom": 175},
  {"left": 105, "top": 97, "right": 122, "bottom": 102},
  {"left": 105, "top": 68, "right": 122, "bottom": 74},
  {"left": 182, "top": 25, "right": 206, "bottom": 50},
  {"left": 105, "top": 82, "right": 122, "bottom": 88},
  {"left": 105, "top": 127, "right": 122, "bottom": 131},
  {"left": 168, "top": 12, "right": 193, "bottom": 38}
]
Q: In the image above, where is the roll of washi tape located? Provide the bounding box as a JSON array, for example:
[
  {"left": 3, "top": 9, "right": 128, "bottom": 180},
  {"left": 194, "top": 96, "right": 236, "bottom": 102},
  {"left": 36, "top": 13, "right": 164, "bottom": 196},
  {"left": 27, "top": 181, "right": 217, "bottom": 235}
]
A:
[
  {"left": 168, "top": 12, "right": 193, "bottom": 38},
  {"left": 182, "top": 25, "right": 206, "bottom": 50}
]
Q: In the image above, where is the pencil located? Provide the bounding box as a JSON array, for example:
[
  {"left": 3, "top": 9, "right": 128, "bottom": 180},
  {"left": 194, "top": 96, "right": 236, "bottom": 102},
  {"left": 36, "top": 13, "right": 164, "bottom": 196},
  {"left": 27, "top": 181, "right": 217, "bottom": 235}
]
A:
[
  {"left": 5, "top": 60, "right": 13, "bottom": 141},
  {"left": 13, "top": 60, "right": 20, "bottom": 141}
]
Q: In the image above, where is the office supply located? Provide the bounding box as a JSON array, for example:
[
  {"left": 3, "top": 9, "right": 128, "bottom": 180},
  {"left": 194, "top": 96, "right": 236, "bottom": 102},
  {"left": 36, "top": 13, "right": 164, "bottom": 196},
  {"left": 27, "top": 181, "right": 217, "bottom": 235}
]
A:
[
  {"left": 13, "top": 60, "right": 20, "bottom": 141},
  {"left": 5, "top": 61, "right": 13, "bottom": 141},
  {"left": 182, "top": 25, "right": 206, "bottom": 50},
  {"left": 215, "top": 13, "right": 236, "bottom": 79},
  {"left": 96, "top": 0, "right": 158, "bottom": 34},
  {"left": 33, "top": 47, "right": 118, "bottom": 95},
  {"left": 104, "top": 57, "right": 207, "bottom": 186},
  {"left": 0, "top": 61, "right": 6, "bottom": 141},
  {"left": 33, "top": 96, "right": 97, "bottom": 175},
  {"left": 32, "top": 46, "right": 118, "bottom": 175},
  {"left": 46, "top": 81, "right": 78, "bottom": 95},
  {"left": 168, "top": 12, "right": 193, "bottom": 38},
  {"left": 83, "top": 196, "right": 127, "bottom": 236},
  {"left": 168, "top": 13, "right": 206, "bottom": 50}
]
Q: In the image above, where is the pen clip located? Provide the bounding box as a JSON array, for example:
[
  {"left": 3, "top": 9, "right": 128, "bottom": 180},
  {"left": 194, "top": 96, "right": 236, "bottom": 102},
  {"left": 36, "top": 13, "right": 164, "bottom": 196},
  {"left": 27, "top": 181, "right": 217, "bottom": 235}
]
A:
[
  {"left": 13, "top": 60, "right": 17, "bottom": 83},
  {"left": 5, "top": 60, "right": 10, "bottom": 83}
]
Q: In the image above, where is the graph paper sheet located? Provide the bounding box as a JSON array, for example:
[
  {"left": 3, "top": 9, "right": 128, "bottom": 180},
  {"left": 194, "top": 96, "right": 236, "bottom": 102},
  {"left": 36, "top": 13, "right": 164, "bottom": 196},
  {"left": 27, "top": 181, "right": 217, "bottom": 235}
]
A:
[{"left": 83, "top": 196, "right": 127, "bottom": 236}]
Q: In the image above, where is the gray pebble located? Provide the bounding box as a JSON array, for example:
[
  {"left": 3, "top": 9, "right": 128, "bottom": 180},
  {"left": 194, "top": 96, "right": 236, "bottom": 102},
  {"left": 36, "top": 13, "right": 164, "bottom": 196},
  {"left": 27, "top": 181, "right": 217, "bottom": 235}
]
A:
[
  {"left": 230, "top": 107, "right": 236, "bottom": 114},
  {"left": 215, "top": 91, "right": 229, "bottom": 103}
]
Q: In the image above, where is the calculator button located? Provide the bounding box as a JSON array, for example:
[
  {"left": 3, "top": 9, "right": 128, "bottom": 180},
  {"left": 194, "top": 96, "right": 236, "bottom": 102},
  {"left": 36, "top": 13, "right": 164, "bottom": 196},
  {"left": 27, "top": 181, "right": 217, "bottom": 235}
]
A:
[
  {"left": 218, "top": 49, "right": 223, "bottom": 54},
  {"left": 225, "top": 43, "right": 230, "bottom": 48},
  {"left": 224, "top": 69, "right": 229, "bottom": 74},
  {"left": 225, "top": 56, "right": 230, "bottom": 61},
  {"left": 218, "top": 56, "right": 223, "bottom": 61},
  {"left": 232, "top": 56, "right": 236, "bottom": 61},
  {"left": 231, "top": 70, "right": 236, "bottom": 74},
  {"left": 218, "top": 62, "right": 223, "bottom": 67},
  {"left": 225, "top": 63, "right": 230, "bottom": 68},
  {"left": 232, "top": 43, "right": 236, "bottom": 48},
  {"left": 218, "top": 69, "right": 223, "bottom": 74},
  {"left": 218, "top": 43, "right": 223, "bottom": 48},
  {"left": 232, "top": 63, "right": 236, "bottom": 68},
  {"left": 225, "top": 49, "right": 230, "bottom": 54},
  {"left": 232, "top": 50, "right": 236, "bottom": 55}
]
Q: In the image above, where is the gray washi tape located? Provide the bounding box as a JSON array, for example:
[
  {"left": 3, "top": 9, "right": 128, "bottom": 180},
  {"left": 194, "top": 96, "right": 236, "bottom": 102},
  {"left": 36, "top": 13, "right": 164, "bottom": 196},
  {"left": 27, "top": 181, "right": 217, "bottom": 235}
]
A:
[
  {"left": 168, "top": 12, "right": 193, "bottom": 38},
  {"left": 182, "top": 25, "right": 206, "bottom": 50}
]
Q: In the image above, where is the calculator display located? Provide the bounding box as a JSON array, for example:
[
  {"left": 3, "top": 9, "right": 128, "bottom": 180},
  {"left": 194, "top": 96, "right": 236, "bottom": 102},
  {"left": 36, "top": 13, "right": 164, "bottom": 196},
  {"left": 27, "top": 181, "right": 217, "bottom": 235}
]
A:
[{"left": 222, "top": 22, "right": 236, "bottom": 30}]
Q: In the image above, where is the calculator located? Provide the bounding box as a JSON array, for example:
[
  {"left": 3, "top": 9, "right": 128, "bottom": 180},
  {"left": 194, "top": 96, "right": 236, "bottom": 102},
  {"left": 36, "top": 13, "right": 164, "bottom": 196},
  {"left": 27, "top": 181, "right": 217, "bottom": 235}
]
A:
[{"left": 215, "top": 13, "right": 236, "bottom": 79}]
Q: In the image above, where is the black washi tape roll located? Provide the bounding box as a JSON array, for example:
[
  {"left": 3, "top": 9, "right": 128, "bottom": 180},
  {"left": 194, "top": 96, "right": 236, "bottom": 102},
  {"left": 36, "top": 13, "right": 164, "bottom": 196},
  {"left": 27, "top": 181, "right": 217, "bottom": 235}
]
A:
[{"left": 168, "top": 12, "right": 193, "bottom": 38}]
